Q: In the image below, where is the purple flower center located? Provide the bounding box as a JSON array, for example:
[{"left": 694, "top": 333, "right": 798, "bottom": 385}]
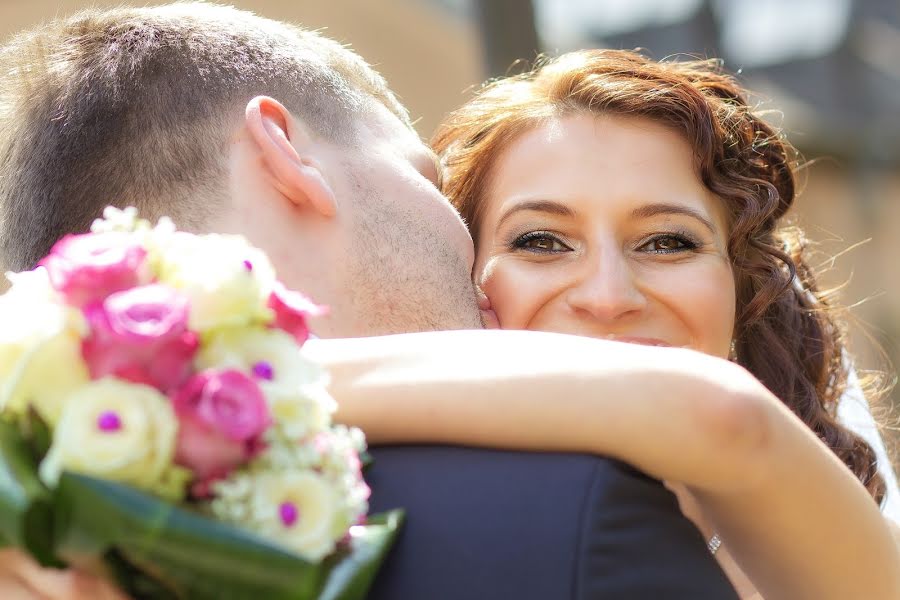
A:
[
  {"left": 279, "top": 501, "right": 299, "bottom": 527},
  {"left": 97, "top": 411, "right": 122, "bottom": 432},
  {"left": 243, "top": 259, "right": 253, "bottom": 272},
  {"left": 252, "top": 361, "right": 274, "bottom": 381}
]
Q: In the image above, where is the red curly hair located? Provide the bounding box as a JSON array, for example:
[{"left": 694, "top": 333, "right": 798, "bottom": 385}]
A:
[{"left": 433, "top": 49, "right": 886, "bottom": 503}]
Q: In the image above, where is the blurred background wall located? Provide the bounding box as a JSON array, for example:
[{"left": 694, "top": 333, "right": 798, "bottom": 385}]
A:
[{"left": 2, "top": 0, "right": 898, "bottom": 448}]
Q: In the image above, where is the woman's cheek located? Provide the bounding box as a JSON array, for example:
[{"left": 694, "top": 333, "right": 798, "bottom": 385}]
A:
[
  {"left": 476, "top": 259, "right": 511, "bottom": 329},
  {"left": 479, "top": 258, "right": 555, "bottom": 330},
  {"left": 673, "top": 262, "right": 735, "bottom": 357},
  {"left": 481, "top": 257, "right": 527, "bottom": 329}
]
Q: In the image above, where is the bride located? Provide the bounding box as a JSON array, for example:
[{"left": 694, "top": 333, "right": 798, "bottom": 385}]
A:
[{"left": 323, "top": 49, "right": 900, "bottom": 599}]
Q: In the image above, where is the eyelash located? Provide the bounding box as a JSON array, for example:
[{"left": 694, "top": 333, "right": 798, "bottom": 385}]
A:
[
  {"left": 639, "top": 231, "right": 701, "bottom": 254},
  {"left": 508, "top": 230, "right": 702, "bottom": 255},
  {"left": 509, "top": 230, "right": 571, "bottom": 254}
]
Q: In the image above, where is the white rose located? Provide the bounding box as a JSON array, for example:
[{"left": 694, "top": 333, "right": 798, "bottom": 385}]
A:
[
  {"left": 2, "top": 331, "right": 90, "bottom": 425},
  {"left": 250, "top": 471, "right": 343, "bottom": 562},
  {"left": 0, "top": 273, "right": 89, "bottom": 423},
  {"left": 155, "top": 233, "right": 276, "bottom": 332},
  {"left": 39, "top": 378, "right": 180, "bottom": 497}
]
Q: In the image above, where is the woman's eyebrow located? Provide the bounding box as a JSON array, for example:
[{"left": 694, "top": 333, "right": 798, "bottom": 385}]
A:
[
  {"left": 631, "top": 203, "right": 716, "bottom": 233},
  {"left": 496, "top": 199, "right": 577, "bottom": 229}
]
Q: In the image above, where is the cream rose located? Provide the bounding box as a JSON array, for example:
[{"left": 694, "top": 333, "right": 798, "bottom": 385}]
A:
[
  {"left": 39, "top": 378, "right": 180, "bottom": 498},
  {"left": 155, "top": 233, "right": 276, "bottom": 332},
  {"left": 0, "top": 273, "right": 89, "bottom": 423},
  {"left": 250, "top": 471, "right": 343, "bottom": 562}
]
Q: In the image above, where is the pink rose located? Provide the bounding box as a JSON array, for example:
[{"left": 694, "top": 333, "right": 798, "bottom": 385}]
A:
[
  {"left": 267, "top": 282, "right": 327, "bottom": 345},
  {"left": 172, "top": 369, "right": 271, "bottom": 488},
  {"left": 82, "top": 284, "right": 198, "bottom": 392},
  {"left": 40, "top": 232, "right": 149, "bottom": 307}
]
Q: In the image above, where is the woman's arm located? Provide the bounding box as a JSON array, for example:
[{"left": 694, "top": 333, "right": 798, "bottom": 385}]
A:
[
  {"left": 309, "top": 329, "right": 900, "bottom": 600},
  {"left": 314, "top": 330, "right": 768, "bottom": 488}
]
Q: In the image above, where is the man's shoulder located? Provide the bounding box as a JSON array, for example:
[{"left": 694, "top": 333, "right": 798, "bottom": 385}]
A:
[{"left": 366, "top": 446, "right": 738, "bottom": 600}]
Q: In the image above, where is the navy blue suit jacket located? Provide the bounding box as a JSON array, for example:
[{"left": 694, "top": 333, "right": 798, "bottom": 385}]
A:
[{"left": 367, "top": 447, "right": 738, "bottom": 599}]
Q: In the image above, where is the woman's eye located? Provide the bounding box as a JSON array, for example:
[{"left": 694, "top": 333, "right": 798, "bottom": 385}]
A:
[
  {"left": 512, "top": 232, "right": 570, "bottom": 253},
  {"left": 523, "top": 237, "right": 563, "bottom": 251},
  {"left": 640, "top": 235, "right": 696, "bottom": 254}
]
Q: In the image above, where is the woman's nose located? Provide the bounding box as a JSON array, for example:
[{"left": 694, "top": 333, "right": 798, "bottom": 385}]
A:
[{"left": 565, "top": 251, "right": 646, "bottom": 322}]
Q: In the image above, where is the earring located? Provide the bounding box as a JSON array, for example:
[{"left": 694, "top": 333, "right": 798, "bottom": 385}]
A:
[{"left": 728, "top": 340, "right": 738, "bottom": 362}]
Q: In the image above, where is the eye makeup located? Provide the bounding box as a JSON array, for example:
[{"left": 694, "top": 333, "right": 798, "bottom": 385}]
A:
[{"left": 508, "top": 230, "right": 573, "bottom": 254}]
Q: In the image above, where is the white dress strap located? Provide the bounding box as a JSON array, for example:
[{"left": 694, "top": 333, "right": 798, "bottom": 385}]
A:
[{"left": 837, "top": 365, "right": 900, "bottom": 522}]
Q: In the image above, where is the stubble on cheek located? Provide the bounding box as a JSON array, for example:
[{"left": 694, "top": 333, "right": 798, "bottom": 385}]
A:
[{"left": 350, "top": 205, "right": 481, "bottom": 332}]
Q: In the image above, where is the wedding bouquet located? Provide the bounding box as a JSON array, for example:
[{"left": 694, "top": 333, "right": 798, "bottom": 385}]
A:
[{"left": 0, "top": 207, "right": 402, "bottom": 599}]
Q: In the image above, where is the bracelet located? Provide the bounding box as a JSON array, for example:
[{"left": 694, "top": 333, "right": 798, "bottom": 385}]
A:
[{"left": 707, "top": 533, "right": 722, "bottom": 555}]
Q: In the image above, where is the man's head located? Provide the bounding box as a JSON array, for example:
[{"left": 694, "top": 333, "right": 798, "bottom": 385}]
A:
[{"left": 0, "top": 2, "right": 481, "bottom": 336}]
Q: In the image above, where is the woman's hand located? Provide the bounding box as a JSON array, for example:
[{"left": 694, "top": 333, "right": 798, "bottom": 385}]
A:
[{"left": 0, "top": 549, "right": 127, "bottom": 600}]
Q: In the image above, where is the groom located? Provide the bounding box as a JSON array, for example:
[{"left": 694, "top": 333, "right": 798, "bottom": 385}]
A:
[{"left": 0, "top": 4, "right": 737, "bottom": 598}]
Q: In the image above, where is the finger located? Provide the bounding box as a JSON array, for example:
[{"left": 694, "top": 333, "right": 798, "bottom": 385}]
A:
[
  {"left": 0, "top": 578, "right": 47, "bottom": 600},
  {"left": 0, "top": 550, "right": 127, "bottom": 600},
  {"left": 22, "top": 569, "right": 129, "bottom": 600},
  {"left": 0, "top": 549, "right": 48, "bottom": 600},
  {"left": 33, "top": 570, "right": 129, "bottom": 600}
]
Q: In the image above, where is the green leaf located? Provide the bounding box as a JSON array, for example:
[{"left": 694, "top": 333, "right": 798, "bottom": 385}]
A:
[
  {"left": 0, "top": 419, "right": 59, "bottom": 566},
  {"left": 358, "top": 451, "right": 373, "bottom": 472},
  {"left": 318, "top": 510, "right": 405, "bottom": 600},
  {"left": 23, "top": 406, "right": 52, "bottom": 461},
  {"left": 103, "top": 548, "right": 181, "bottom": 600},
  {"left": 53, "top": 473, "right": 322, "bottom": 599},
  {"left": 53, "top": 473, "right": 404, "bottom": 600}
]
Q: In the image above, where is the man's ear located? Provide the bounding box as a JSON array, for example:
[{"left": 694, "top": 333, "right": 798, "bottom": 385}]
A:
[{"left": 244, "top": 96, "right": 337, "bottom": 217}]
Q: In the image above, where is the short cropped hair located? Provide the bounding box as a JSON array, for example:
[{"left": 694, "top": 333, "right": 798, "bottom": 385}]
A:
[{"left": 0, "top": 2, "right": 411, "bottom": 271}]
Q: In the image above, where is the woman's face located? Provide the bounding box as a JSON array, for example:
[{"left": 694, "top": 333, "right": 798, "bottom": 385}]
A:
[{"left": 474, "top": 114, "right": 736, "bottom": 358}]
